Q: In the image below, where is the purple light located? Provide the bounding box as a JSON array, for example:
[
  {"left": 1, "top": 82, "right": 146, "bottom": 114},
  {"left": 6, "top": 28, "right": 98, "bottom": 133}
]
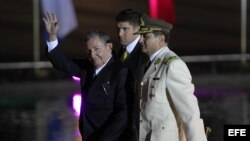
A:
[
  {"left": 72, "top": 76, "right": 80, "bottom": 83},
  {"left": 72, "top": 93, "right": 81, "bottom": 117},
  {"left": 75, "top": 130, "right": 81, "bottom": 136}
]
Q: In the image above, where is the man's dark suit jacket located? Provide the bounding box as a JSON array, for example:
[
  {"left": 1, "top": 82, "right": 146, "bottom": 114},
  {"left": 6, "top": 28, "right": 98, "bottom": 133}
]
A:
[
  {"left": 48, "top": 47, "right": 129, "bottom": 141},
  {"left": 117, "top": 42, "right": 148, "bottom": 141}
]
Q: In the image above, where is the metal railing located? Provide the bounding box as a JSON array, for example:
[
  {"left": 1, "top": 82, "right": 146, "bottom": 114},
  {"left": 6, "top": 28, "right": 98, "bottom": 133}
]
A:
[{"left": 0, "top": 54, "right": 250, "bottom": 70}]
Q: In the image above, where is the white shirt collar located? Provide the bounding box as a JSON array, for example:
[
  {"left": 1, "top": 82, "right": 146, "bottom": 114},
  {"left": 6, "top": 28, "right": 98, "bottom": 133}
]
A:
[
  {"left": 95, "top": 56, "right": 112, "bottom": 75},
  {"left": 125, "top": 35, "right": 140, "bottom": 54},
  {"left": 149, "top": 46, "right": 169, "bottom": 62}
]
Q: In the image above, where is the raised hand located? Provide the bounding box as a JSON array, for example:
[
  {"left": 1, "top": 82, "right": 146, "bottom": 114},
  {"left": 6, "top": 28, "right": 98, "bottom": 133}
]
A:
[{"left": 42, "top": 12, "right": 59, "bottom": 41}]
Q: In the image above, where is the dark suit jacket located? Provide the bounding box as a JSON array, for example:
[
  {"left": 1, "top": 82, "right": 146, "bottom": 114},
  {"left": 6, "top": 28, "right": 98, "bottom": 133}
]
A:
[
  {"left": 118, "top": 43, "right": 148, "bottom": 80},
  {"left": 48, "top": 47, "right": 128, "bottom": 141},
  {"left": 117, "top": 42, "right": 148, "bottom": 141}
]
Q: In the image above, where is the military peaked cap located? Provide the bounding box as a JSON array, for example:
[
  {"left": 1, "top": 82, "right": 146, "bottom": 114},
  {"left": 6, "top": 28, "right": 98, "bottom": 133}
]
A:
[{"left": 134, "top": 13, "right": 173, "bottom": 34}]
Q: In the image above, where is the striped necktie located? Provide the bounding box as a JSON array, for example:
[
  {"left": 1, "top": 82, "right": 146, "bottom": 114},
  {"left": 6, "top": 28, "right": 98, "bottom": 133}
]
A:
[{"left": 120, "top": 48, "right": 129, "bottom": 62}]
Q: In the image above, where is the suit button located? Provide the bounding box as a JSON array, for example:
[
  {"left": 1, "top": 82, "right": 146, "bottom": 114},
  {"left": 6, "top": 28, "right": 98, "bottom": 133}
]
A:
[
  {"left": 140, "top": 119, "right": 143, "bottom": 123},
  {"left": 162, "top": 126, "right": 165, "bottom": 129},
  {"left": 139, "top": 108, "right": 142, "bottom": 112}
]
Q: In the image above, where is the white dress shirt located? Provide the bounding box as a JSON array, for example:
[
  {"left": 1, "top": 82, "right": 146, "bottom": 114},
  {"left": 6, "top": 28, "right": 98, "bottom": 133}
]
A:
[{"left": 124, "top": 35, "right": 140, "bottom": 53}]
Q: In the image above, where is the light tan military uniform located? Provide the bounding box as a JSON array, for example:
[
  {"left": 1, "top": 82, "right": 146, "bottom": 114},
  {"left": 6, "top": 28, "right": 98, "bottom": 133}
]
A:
[{"left": 139, "top": 47, "right": 207, "bottom": 141}]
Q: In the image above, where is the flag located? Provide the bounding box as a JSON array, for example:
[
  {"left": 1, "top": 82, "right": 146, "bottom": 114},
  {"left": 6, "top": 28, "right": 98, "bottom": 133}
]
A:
[
  {"left": 41, "top": 0, "right": 78, "bottom": 38},
  {"left": 148, "top": 0, "right": 176, "bottom": 24}
]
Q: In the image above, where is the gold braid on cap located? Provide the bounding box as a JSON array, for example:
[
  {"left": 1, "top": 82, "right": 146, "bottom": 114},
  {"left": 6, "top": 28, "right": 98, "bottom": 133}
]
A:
[
  {"left": 139, "top": 17, "right": 162, "bottom": 33},
  {"left": 140, "top": 27, "right": 162, "bottom": 33},
  {"left": 140, "top": 17, "right": 145, "bottom": 26}
]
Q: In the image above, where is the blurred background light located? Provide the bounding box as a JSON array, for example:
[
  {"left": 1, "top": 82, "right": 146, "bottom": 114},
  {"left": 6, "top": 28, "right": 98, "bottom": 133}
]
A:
[
  {"left": 148, "top": 0, "right": 176, "bottom": 24},
  {"left": 72, "top": 76, "right": 80, "bottom": 83},
  {"left": 72, "top": 93, "right": 81, "bottom": 117}
]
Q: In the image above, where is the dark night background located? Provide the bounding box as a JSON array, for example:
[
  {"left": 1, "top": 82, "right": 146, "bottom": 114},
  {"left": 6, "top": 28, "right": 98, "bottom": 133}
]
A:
[{"left": 0, "top": 0, "right": 250, "bottom": 141}]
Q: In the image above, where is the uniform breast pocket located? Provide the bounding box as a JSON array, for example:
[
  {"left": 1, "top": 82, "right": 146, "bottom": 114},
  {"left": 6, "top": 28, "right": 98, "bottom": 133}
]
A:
[
  {"left": 150, "top": 80, "right": 168, "bottom": 103},
  {"left": 152, "top": 90, "right": 168, "bottom": 103}
]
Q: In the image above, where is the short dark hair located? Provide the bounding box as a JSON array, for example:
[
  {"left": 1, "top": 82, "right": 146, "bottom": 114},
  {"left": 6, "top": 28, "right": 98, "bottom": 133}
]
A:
[
  {"left": 116, "top": 9, "right": 140, "bottom": 27},
  {"left": 84, "top": 30, "right": 111, "bottom": 44}
]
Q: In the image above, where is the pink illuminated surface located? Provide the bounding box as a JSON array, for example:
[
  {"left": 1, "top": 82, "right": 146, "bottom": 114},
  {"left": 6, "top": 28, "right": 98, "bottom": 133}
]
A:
[
  {"left": 72, "top": 93, "right": 81, "bottom": 116},
  {"left": 148, "top": 0, "right": 176, "bottom": 24},
  {"left": 72, "top": 76, "right": 80, "bottom": 83},
  {"left": 149, "top": 0, "right": 158, "bottom": 18}
]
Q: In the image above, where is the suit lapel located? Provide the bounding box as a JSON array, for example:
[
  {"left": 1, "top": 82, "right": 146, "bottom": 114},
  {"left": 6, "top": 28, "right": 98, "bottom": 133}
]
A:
[
  {"left": 84, "top": 57, "right": 114, "bottom": 97},
  {"left": 96, "top": 57, "right": 114, "bottom": 79},
  {"left": 127, "top": 43, "right": 141, "bottom": 60},
  {"left": 91, "top": 57, "right": 114, "bottom": 87}
]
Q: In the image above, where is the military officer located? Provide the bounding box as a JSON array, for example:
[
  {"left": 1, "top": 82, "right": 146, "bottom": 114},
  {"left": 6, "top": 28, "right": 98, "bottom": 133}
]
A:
[{"left": 135, "top": 13, "right": 207, "bottom": 141}]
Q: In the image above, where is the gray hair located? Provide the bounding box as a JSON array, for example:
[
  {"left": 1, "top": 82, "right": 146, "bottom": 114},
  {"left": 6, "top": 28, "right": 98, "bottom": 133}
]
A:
[{"left": 84, "top": 30, "right": 111, "bottom": 44}]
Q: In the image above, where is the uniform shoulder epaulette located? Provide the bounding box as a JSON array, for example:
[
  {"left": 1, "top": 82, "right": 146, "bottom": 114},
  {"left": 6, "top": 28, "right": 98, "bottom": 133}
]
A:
[{"left": 163, "top": 56, "right": 178, "bottom": 64}]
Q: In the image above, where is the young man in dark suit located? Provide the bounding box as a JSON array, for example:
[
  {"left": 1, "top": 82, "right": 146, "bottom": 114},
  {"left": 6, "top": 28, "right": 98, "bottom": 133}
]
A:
[
  {"left": 43, "top": 12, "right": 130, "bottom": 141},
  {"left": 116, "top": 9, "right": 149, "bottom": 141}
]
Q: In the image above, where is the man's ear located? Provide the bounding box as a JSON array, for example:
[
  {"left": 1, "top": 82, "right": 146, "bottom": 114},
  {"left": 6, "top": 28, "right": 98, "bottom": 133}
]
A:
[
  {"left": 159, "top": 34, "right": 166, "bottom": 43},
  {"left": 107, "top": 43, "right": 113, "bottom": 51}
]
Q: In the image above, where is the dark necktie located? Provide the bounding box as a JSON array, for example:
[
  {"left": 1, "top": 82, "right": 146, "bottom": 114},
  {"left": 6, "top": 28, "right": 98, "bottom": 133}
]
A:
[{"left": 144, "top": 60, "right": 152, "bottom": 73}]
